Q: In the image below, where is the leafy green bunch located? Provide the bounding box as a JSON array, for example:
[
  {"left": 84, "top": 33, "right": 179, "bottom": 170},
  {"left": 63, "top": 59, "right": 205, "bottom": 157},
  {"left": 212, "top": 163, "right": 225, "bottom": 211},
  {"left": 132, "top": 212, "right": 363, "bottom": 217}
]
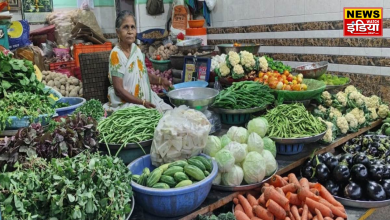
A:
[
  {"left": 264, "top": 55, "right": 292, "bottom": 73},
  {"left": 74, "top": 99, "right": 104, "bottom": 121}
]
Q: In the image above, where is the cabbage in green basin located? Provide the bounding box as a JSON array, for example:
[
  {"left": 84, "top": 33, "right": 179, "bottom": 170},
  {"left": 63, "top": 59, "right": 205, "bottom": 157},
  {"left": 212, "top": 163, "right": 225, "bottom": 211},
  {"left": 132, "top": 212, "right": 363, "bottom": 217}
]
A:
[
  {"left": 220, "top": 134, "right": 231, "bottom": 148},
  {"left": 227, "top": 126, "right": 249, "bottom": 144},
  {"left": 222, "top": 165, "right": 244, "bottom": 186},
  {"left": 215, "top": 149, "right": 235, "bottom": 173},
  {"left": 261, "top": 150, "right": 278, "bottom": 176},
  {"left": 263, "top": 137, "right": 276, "bottom": 158},
  {"left": 247, "top": 132, "right": 264, "bottom": 153},
  {"left": 247, "top": 117, "right": 269, "bottom": 138},
  {"left": 224, "top": 142, "right": 248, "bottom": 163},
  {"left": 204, "top": 135, "right": 222, "bottom": 157},
  {"left": 242, "top": 152, "right": 266, "bottom": 184}
]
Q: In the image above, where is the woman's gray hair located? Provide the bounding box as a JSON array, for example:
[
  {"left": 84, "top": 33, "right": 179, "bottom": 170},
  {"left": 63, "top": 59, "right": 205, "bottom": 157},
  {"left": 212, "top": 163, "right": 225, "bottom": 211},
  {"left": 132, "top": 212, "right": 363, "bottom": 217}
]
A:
[{"left": 115, "top": 10, "right": 136, "bottom": 30}]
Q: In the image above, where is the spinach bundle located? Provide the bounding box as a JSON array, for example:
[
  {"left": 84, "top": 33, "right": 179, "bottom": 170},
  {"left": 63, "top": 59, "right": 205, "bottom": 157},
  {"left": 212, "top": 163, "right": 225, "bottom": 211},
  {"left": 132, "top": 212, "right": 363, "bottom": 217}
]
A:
[
  {"left": 212, "top": 81, "right": 275, "bottom": 109},
  {"left": 74, "top": 99, "right": 104, "bottom": 121}
]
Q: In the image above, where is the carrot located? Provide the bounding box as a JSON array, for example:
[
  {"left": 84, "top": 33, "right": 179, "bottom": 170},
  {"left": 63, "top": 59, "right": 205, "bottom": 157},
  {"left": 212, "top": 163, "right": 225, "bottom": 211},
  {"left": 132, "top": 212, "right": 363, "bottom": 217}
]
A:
[
  {"left": 262, "top": 185, "right": 275, "bottom": 193},
  {"left": 266, "top": 199, "right": 287, "bottom": 220},
  {"left": 283, "top": 176, "right": 289, "bottom": 181},
  {"left": 317, "top": 199, "right": 347, "bottom": 218},
  {"left": 289, "top": 212, "right": 296, "bottom": 220},
  {"left": 302, "top": 204, "right": 309, "bottom": 220},
  {"left": 264, "top": 187, "right": 290, "bottom": 211},
  {"left": 253, "top": 205, "right": 274, "bottom": 220},
  {"left": 235, "top": 210, "right": 251, "bottom": 220},
  {"left": 276, "top": 187, "right": 286, "bottom": 196},
  {"left": 313, "top": 216, "right": 318, "bottom": 220},
  {"left": 248, "top": 194, "right": 259, "bottom": 207},
  {"left": 309, "top": 182, "right": 318, "bottom": 188},
  {"left": 316, "top": 184, "right": 343, "bottom": 207},
  {"left": 258, "top": 194, "right": 265, "bottom": 205},
  {"left": 291, "top": 205, "right": 301, "bottom": 220},
  {"left": 234, "top": 198, "right": 240, "bottom": 205},
  {"left": 264, "top": 183, "right": 270, "bottom": 187},
  {"left": 238, "top": 194, "right": 255, "bottom": 218},
  {"left": 305, "top": 198, "right": 333, "bottom": 218},
  {"left": 282, "top": 183, "right": 299, "bottom": 194},
  {"left": 297, "top": 187, "right": 318, "bottom": 202},
  {"left": 308, "top": 212, "right": 313, "bottom": 220},
  {"left": 310, "top": 188, "right": 320, "bottom": 196},
  {"left": 288, "top": 173, "right": 300, "bottom": 187},
  {"left": 324, "top": 217, "right": 333, "bottom": 220},
  {"left": 285, "top": 218, "right": 291, "bottom": 220},
  {"left": 299, "top": 178, "right": 310, "bottom": 190},
  {"left": 270, "top": 175, "right": 288, "bottom": 187},
  {"left": 251, "top": 217, "right": 263, "bottom": 220},
  {"left": 286, "top": 192, "right": 302, "bottom": 206},
  {"left": 335, "top": 217, "right": 344, "bottom": 220},
  {"left": 299, "top": 208, "right": 303, "bottom": 215},
  {"left": 235, "top": 204, "right": 245, "bottom": 213},
  {"left": 315, "top": 208, "right": 324, "bottom": 220}
]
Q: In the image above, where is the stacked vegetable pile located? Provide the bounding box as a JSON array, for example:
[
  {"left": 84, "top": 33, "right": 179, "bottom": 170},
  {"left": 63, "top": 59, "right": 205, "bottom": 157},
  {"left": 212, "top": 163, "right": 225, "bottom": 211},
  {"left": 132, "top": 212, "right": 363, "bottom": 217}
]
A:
[
  {"left": 147, "top": 67, "right": 173, "bottom": 93},
  {"left": 263, "top": 55, "right": 292, "bottom": 74},
  {"left": 74, "top": 99, "right": 104, "bottom": 121},
  {"left": 264, "top": 103, "right": 327, "bottom": 138},
  {"left": 204, "top": 118, "right": 278, "bottom": 186},
  {"left": 0, "top": 152, "right": 133, "bottom": 219},
  {"left": 134, "top": 155, "right": 213, "bottom": 189},
  {"left": 301, "top": 151, "right": 390, "bottom": 202},
  {"left": 41, "top": 70, "right": 83, "bottom": 97},
  {"left": 313, "top": 85, "right": 390, "bottom": 143},
  {"left": 151, "top": 43, "right": 179, "bottom": 60},
  {"left": 212, "top": 81, "right": 274, "bottom": 110},
  {"left": 214, "top": 51, "right": 260, "bottom": 80},
  {"left": 233, "top": 174, "right": 347, "bottom": 220},
  {"left": 342, "top": 135, "right": 390, "bottom": 159},
  {"left": 319, "top": 74, "right": 350, "bottom": 86}
]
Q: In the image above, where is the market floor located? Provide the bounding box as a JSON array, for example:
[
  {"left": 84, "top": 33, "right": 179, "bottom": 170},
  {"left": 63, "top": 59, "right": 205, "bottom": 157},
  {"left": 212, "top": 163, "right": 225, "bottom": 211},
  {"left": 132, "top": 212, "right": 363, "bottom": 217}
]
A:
[{"left": 358, "top": 206, "right": 390, "bottom": 220}]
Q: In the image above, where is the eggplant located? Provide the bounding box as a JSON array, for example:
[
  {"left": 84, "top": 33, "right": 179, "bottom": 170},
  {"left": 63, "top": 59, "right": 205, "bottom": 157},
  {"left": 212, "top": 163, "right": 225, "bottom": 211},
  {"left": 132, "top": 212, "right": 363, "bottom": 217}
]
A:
[
  {"left": 344, "top": 181, "right": 363, "bottom": 200},
  {"left": 386, "top": 155, "right": 390, "bottom": 164},
  {"left": 324, "top": 179, "right": 339, "bottom": 196},
  {"left": 339, "top": 154, "right": 354, "bottom": 168},
  {"left": 301, "top": 166, "right": 314, "bottom": 179},
  {"left": 368, "top": 144, "right": 380, "bottom": 157},
  {"left": 351, "top": 164, "right": 368, "bottom": 182},
  {"left": 381, "top": 179, "right": 390, "bottom": 198},
  {"left": 321, "top": 152, "right": 334, "bottom": 162},
  {"left": 315, "top": 163, "right": 331, "bottom": 183},
  {"left": 383, "top": 164, "right": 390, "bottom": 179},
  {"left": 325, "top": 156, "right": 339, "bottom": 172},
  {"left": 366, "top": 181, "right": 387, "bottom": 201},
  {"left": 312, "top": 155, "right": 325, "bottom": 167},
  {"left": 302, "top": 158, "right": 312, "bottom": 168},
  {"left": 369, "top": 165, "right": 385, "bottom": 181},
  {"left": 309, "top": 176, "right": 319, "bottom": 183},
  {"left": 353, "top": 153, "right": 370, "bottom": 168},
  {"left": 333, "top": 164, "right": 351, "bottom": 183}
]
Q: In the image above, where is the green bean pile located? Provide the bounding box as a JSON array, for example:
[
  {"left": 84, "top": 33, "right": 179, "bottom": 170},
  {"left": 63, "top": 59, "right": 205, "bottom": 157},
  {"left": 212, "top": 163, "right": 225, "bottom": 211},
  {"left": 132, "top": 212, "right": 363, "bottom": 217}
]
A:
[
  {"left": 98, "top": 106, "right": 162, "bottom": 155},
  {"left": 212, "top": 81, "right": 275, "bottom": 109},
  {"left": 264, "top": 103, "right": 326, "bottom": 138}
]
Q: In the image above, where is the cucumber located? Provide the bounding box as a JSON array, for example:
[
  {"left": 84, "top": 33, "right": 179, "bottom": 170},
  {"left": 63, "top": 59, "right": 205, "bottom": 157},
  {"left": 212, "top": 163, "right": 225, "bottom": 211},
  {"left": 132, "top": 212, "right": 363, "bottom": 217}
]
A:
[
  {"left": 188, "top": 158, "right": 206, "bottom": 171},
  {"left": 160, "top": 175, "right": 176, "bottom": 187},
  {"left": 175, "top": 180, "right": 193, "bottom": 188},
  {"left": 163, "top": 166, "right": 184, "bottom": 176},
  {"left": 159, "top": 163, "right": 170, "bottom": 172},
  {"left": 174, "top": 172, "right": 189, "bottom": 182},
  {"left": 146, "top": 168, "right": 163, "bottom": 187},
  {"left": 152, "top": 183, "right": 170, "bottom": 189},
  {"left": 132, "top": 174, "right": 140, "bottom": 182},
  {"left": 184, "top": 164, "right": 205, "bottom": 181},
  {"left": 191, "top": 156, "right": 213, "bottom": 172},
  {"left": 204, "top": 171, "right": 210, "bottom": 177},
  {"left": 137, "top": 173, "right": 148, "bottom": 186},
  {"left": 143, "top": 167, "right": 150, "bottom": 176},
  {"left": 168, "top": 160, "right": 188, "bottom": 168}
]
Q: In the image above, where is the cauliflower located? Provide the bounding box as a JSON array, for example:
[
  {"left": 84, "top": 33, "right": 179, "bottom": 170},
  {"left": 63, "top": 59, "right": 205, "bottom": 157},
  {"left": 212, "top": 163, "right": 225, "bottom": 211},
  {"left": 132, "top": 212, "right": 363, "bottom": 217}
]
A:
[
  {"left": 336, "top": 116, "right": 349, "bottom": 134},
  {"left": 345, "top": 113, "right": 358, "bottom": 129},
  {"left": 329, "top": 107, "right": 342, "bottom": 119},
  {"left": 335, "top": 91, "right": 347, "bottom": 107},
  {"left": 259, "top": 56, "right": 268, "bottom": 72},
  {"left": 228, "top": 51, "right": 240, "bottom": 66},
  {"left": 368, "top": 107, "right": 378, "bottom": 120},
  {"left": 240, "top": 51, "right": 256, "bottom": 68},
  {"left": 323, "top": 121, "right": 335, "bottom": 143},
  {"left": 348, "top": 91, "right": 365, "bottom": 107},
  {"left": 211, "top": 54, "right": 229, "bottom": 72},
  {"left": 321, "top": 91, "right": 333, "bottom": 107},
  {"left": 378, "top": 104, "right": 390, "bottom": 119},
  {"left": 349, "top": 108, "right": 366, "bottom": 125},
  {"left": 233, "top": 64, "right": 244, "bottom": 75},
  {"left": 365, "top": 95, "right": 381, "bottom": 109},
  {"left": 211, "top": 59, "right": 219, "bottom": 72},
  {"left": 318, "top": 105, "right": 327, "bottom": 113},
  {"left": 219, "top": 62, "right": 231, "bottom": 76},
  {"left": 345, "top": 85, "right": 358, "bottom": 95}
]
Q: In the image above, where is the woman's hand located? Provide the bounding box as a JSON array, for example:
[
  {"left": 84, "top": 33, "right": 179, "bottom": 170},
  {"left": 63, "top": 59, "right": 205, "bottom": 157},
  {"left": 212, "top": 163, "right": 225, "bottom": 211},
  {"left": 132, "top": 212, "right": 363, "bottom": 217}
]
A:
[
  {"left": 161, "top": 78, "right": 172, "bottom": 91},
  {"left": 143, "top": 101, "right": 156, "bottom": 109}
]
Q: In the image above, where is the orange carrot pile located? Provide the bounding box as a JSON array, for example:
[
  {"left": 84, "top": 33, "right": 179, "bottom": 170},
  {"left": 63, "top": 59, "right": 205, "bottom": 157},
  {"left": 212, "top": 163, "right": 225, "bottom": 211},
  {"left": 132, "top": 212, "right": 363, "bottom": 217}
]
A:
[{"left": 233, "top": 174, "right": 347, "bottom": 220}]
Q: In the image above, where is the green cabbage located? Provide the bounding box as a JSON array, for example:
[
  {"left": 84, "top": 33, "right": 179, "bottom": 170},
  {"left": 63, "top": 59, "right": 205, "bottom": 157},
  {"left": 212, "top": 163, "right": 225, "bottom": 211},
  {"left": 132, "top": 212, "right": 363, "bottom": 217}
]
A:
[
  {"left": 261, "top": 150, "right": 278, "bottom": 176},
  {"left": 212, "top": 172, "right": 222, "bottom": 185},
  {"left": 227, "top": 126, "right": 249, "bottom": 144},
  {"left": 247, "top": 117, "right": 269, "bottom": 138},
  {"left": 247, "top": 132, "right": 264, "bottom": 153},
  {"left": 224, "top": 142, "right": 248, "bottom": 163},
  {"left": 242, "top": 152, "right": 266, "bottom": 184},
  {"left": 215, "top": 149, "right": 235, "bottom": 173},
  {"left": 222, "top": 165, "right": 244, "bottom": 186},
  {"left": 204, "top": 135, "right": 222, "bottom": 157},
  {"left": 220, "top": 134, "right": 231, "bottom": 148},
  {"left": 263, "top": 137, "right": 277, "bottom": 158}
]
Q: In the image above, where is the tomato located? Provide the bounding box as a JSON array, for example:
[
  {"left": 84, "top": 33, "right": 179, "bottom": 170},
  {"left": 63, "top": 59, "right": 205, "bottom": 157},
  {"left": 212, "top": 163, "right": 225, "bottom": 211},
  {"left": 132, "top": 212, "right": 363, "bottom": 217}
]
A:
[
  {"left": 287, "top": 76, "right": 293, "bottom": 82},
  {"left": 156, "top": 55, "right": 161, "bottom": 60},
  {"left": 284, "top": 85, "right": 292, "bottom": 91},
  {"left": 292, "top": 80, "right": 298, "bottom": 85},
  {"left": 281, "top": 75, "right": 287, "bottom": 80},
  {"left": 297, "top": 77, "right": 303, "bottom": 83},
  {"left": 292, "top": 84, "right": 301, "bottom": 91},
  {"left": 301, "top": 84, "right": 308, "bottom": 91},
  {"left": 283, "top": 79, "right": 289, "bottom": 84},
  {"left": 258, "top": 72, "right": 264, "bottom": 78},
  {"left": 263, "top": 75, "right": 269, "bottom": 81},
  {"left": 283, "top": 70, "right": 290, "bottom": 75}
]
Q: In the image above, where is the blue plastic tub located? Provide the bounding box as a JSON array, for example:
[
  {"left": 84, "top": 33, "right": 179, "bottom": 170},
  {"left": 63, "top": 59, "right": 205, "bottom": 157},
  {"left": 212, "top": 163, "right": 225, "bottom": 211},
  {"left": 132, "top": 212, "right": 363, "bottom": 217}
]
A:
[
  {"left": 137, "top": 28, "right": 166, "bottom": 44},
  {"left": 276, "top": 143, "right": 304, "bottom": 155},
  {"left": 163, "top": 81, "right": 208, "bottom": 93},
  {"left": 128, "top": 154, "right": 218, "bottom": 217},
  {"left": 55, "top": 97, "right": 86, "bottom": 116},
  {"left": 5, "top": 114, "right": 53, "bottom": 130}
]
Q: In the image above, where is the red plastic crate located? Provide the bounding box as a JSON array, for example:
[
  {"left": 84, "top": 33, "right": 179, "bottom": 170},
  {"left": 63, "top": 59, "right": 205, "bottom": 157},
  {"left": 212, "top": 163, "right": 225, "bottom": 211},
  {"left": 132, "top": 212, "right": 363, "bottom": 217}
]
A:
[
  {"left": 74, "top": 42, "right": 112, "bottom": 67},
  {"left": 49, "top": 61, "right": 76, "bottom": 77}
]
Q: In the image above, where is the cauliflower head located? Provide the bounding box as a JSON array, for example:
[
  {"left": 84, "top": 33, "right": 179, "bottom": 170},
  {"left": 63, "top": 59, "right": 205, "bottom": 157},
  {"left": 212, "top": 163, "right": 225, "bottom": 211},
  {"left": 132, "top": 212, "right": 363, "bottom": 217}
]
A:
[
  {"left": 240, "top": 51, "right": 256, "bottom": 68},
  {"left": 228, "top": 51, "right": 240, "bottom": 66},
  {"left": 259, "top": 56, "right": 268, "bottom": 72},
  {"left": 378, "top": 104, "right": 390, "bottom": 119},
  {"left": 345, "top": 85, "right": 358, "bottom": 95},
  {"left": 318, "top": 105, "right": 327, "bottom": 113},
  {"left": 329, "top": 107, "right": 342, "bottom": 119},
  {"left": 345, "top": 113, "right": 358, "bottom": 129},
  {"left": 365, "top": 95, "right": 381, "bottom": 109},
  {"left": 336, "top": 117, "right": 349, "bottom": 134},
  {"left": 233, "top": 64, "right": 244, "bottom": 75},
  {"left": 322, "top": 91, "right": 333, "bottom": 106},
  {"left": 335, "top": 91, "right": 347, "bottom": 107},
  {"left": 219, "top": 62, "right": 231, "bottom": 76},
  {"left": 349, "top": 91, "right": 365, "bottom": 107},
  {"left": 349, "top": 108, "right": 366, "bottom": 125},
  {"left": 368, "top": 107, "right": 378, "bottom": 120},
  {"left": 323, "top": 121, "right": 335, "bottom": 143}
]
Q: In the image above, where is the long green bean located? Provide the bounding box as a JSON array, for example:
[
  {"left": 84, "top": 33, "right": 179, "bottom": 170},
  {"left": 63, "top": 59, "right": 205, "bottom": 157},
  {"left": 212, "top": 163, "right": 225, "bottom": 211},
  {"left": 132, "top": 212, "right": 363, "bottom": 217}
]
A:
[{"left": 264, "top": 103, "right": 326, "bottom": 138}]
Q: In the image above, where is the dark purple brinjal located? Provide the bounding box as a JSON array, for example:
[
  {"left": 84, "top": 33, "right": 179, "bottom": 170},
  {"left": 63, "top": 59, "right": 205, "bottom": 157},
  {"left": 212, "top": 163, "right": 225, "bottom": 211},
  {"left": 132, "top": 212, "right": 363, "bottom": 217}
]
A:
[
  {"left": 324, "top": 179, "right": 339, "bottom": 196},
  {"left": 312, "top": 154, "right": 325, "bottom": 167},
  {"left": 302, "top": 158, "right": 312, "bottom": 168},
  {"left": 351, "top": 164, "right": 368, "bottom": 182},
  {"left": 309, "top": 176, "right": 319, "bottom": 184},
  {"left": 369, "top": 159, "right": 385, "bottom": 167},
  {"left": 325, "top": 156, "right": 339, "bottom": 172},
  {"left": 301, "top": 166, "right": 314, "bottom": 179},
  {"left": 381, "top": 179, "right": 390, "bottom": 198},
  {"left": 352, "top": 153, "right": 370, "bottom": 168},
  {"left": 315, "top": 163, "right": 330, "bottom": 183},
  {"left": 321, "top": 152, "right": 333, "bottom": 162},
  {"left": 367, "top": 181, "right": 387, "bottom": 201},
  {"left": 367, "top": 144, "right": 380, "bottom": 157},
  {"left": 339, "top": 154, "right": 354, "bottom": 168},
  {"left": 369, "top": 165, "right": 385, "bottom": 181},
  {"left": 386, "top": 155, "right": 390, "bottom": 164},
  {"left": 383, "top": 164, "right": 390, "bottom": 179},
  {"left": 333, "top": 163, "right": 351, "bottom": 183},
  {"left": 344, "top": 181, "right": 363, "bottom": 200}
]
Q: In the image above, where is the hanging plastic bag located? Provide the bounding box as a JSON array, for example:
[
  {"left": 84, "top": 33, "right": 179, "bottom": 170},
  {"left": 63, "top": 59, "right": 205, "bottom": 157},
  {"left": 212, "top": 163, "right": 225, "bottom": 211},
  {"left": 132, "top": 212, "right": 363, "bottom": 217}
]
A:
[
  {"left": 205, "top": 0, "right": 217, "bottom": 11},
  {"left": 78, "top": 0, "right": 94, "bottom": 10}
]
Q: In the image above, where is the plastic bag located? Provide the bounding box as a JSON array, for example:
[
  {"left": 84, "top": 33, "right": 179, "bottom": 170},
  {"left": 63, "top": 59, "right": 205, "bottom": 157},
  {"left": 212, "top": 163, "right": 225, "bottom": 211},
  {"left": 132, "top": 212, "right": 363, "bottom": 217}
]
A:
[
  {"left": 47, "top": 11, "right": 75, "bottom": 47},
  {"left": 8, "top": 20, "right": 32, "bottom": 50},
  {"left": 205, "top": 0, "right": 217, "bottom": 11},
  {"left": 73, "top": 9, "right": 105, "bottom": 39},
  {"left": 79, "top": 0, "right": 94, "bottom": 10},
  {"left": 150, "top": 105, "right": 211, "bottom": 167}
]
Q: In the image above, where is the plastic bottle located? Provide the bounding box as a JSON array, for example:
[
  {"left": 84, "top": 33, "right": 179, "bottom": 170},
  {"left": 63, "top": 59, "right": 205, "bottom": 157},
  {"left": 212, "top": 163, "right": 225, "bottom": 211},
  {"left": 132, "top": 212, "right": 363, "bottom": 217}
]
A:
[{"left": 213, "top": 76, "right": 222, "bottom": 91}]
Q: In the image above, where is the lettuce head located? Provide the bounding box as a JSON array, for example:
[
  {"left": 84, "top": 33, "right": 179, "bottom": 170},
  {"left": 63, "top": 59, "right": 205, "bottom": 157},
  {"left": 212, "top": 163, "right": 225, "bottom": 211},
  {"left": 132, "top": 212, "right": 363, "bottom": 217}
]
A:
[
  {"left": 227, "top": 126, "right": 249, "bottom": 144},
  {"left": 222, "top": 165, "right": 244, "bottom": 186},
  {"left": 247, "top": 132, "right": 264, "bottom": 153},
  {"left": 224, "top": 142, "right": 248, "bottom": 163},
  {"left": 242, "top": 152, "right": 266, "bottom": 184},
  {"left": 214, "top": 149, "right": 235, "bottom": 173}
]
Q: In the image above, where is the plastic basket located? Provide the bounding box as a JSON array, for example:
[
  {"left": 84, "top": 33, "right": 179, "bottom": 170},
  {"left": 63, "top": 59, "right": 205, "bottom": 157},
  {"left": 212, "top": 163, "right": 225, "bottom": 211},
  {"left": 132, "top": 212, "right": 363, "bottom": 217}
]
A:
[
  {"left": 55, "top": 97, "right": 86, "bottom": 116},
  {"left": 5, "top": 114, "right": 52, "bottom": 130},
  {"left": 149, "top": 58, "right": 171, "bottom": 72},
  {"left": 276, "top": 143, "right": 304, "bottom": 155},
  {"left": 220, "top": 113, "right": 251, "bottom": 125},
  {"left": 137, "top": 28, "right": 166, "bottom": 44},
  {"left": 74, "top": 42, "right": 112, "bottom": 67},
  {"left": 273, "top": 79, "right": 326, "bottom": 104},
  {"left": 49, "top": 61, "right": 76, "bottom": 77}
]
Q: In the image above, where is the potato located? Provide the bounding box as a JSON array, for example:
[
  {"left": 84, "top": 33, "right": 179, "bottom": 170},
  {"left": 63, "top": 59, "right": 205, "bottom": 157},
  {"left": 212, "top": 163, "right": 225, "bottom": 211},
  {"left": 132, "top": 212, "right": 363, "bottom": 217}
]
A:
[
  {"left": 69, "top": 85, "right": 75, "bottom": 91},
  {"left": 42, "top": 80, "right": 47, "bottom": 84},
  {"left": 54, "top": 80, "right": 61, "bottom": 88},
  {"left": 60, "top": 89, "right": 66, "bottom": 96},
  {"left": 60, "top": 85, "right": 65, "bottom": 90},
  {"left": 79, "top": 88, "right": 83, "bottom": 95},
  {"left": 60, "top": 78, "right": 67, "bottom": 85},
  {"left": 47, "top": 80, "right": 54, "bottom": 87}
]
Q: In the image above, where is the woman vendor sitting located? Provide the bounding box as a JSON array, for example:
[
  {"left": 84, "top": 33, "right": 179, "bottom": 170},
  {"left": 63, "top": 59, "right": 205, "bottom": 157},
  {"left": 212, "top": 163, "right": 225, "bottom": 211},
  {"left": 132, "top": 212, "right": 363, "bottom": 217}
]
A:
[{"left": 103, "top": 10, "right": 173, "bottom": 113}]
